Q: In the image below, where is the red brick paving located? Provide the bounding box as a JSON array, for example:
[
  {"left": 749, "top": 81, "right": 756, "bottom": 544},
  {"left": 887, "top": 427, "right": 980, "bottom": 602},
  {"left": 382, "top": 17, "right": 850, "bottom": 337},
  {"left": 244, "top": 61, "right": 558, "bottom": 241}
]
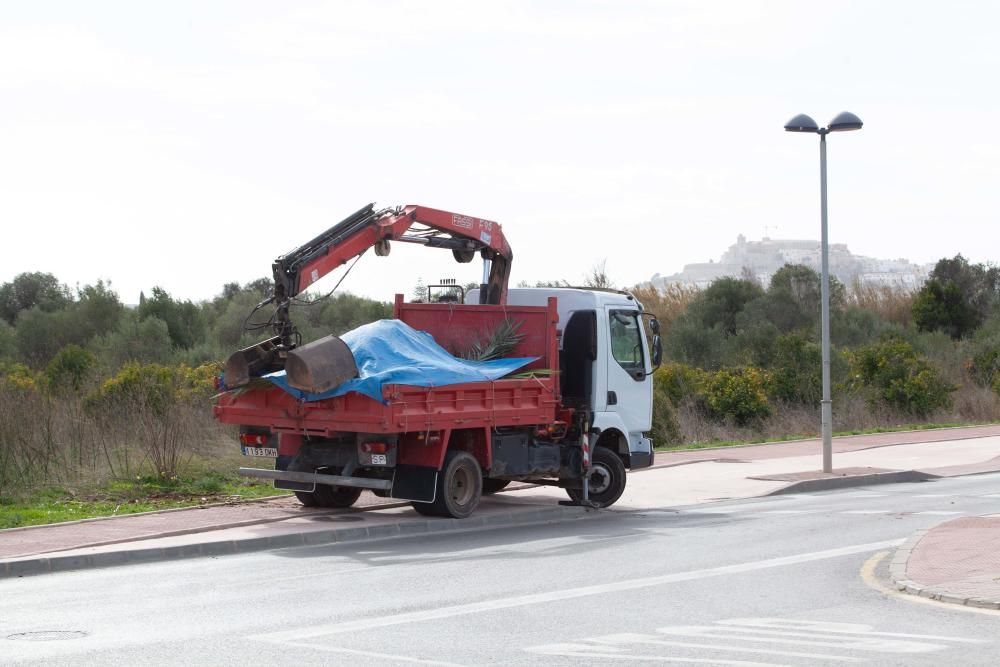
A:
[{"left": 906, "top": 515, "right": 1000, "bottom": 602}]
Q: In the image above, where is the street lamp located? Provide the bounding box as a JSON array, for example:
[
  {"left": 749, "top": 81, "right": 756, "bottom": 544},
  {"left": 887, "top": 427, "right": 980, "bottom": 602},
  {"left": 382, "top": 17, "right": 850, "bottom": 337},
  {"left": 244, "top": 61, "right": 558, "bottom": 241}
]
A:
[{"left": 784, "top": 111, "right": 863, "bottom": 473}]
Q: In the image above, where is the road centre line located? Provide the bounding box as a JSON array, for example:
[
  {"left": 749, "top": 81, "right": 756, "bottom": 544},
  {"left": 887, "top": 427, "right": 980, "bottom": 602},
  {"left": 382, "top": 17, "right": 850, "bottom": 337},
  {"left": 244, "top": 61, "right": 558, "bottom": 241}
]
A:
[{"left": 251, "top": 539, "right": 903, "bottom": 643}]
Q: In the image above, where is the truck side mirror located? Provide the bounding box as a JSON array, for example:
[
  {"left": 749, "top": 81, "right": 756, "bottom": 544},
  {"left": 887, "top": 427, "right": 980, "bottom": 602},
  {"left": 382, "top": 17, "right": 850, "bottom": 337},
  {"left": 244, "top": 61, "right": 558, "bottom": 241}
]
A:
[
  {"left": 651, "top": 334, "right": 663, "bottom": 369},
  {"left": 649, "top": 317, "right": 661, "bottom": 336}
]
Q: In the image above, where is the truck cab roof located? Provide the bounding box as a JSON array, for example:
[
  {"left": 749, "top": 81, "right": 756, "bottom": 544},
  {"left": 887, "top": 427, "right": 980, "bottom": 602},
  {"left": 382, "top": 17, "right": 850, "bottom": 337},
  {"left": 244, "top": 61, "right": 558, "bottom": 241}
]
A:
[{"left": 466, "top": 287, "right": 644, "bottom": 332}]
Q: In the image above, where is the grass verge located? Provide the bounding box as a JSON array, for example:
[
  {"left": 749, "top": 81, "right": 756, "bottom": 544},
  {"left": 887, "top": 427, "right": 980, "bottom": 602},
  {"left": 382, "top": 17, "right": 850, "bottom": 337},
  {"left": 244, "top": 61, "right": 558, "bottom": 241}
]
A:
[{"left": 0, "top": 472, "right": 288, "bottom": 530}]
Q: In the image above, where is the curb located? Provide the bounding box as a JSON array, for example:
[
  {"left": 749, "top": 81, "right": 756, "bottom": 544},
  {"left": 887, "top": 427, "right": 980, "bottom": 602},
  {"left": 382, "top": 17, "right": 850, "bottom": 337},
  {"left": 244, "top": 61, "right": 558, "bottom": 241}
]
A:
[
  {"left": 0, "top": 505, "right": 591, "bottom": 580},
  {"left": 888, "top": 524, "right": 1000, "bottom": 610},
  {"left": 764, "top": 470, "right": 939, "bottom": 496}
]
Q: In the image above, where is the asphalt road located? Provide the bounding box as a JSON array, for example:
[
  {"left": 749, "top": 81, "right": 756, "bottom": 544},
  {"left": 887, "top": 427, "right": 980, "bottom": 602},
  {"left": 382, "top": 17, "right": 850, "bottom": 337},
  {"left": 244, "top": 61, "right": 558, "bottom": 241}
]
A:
[{"left": 3, "top": 474, "right": 999, "bottom": 666}]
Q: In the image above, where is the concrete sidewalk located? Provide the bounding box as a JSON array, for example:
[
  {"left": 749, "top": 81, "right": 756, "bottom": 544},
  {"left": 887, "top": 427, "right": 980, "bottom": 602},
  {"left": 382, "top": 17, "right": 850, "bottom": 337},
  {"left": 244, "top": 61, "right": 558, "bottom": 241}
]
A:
[{"left": 3, "top": 425, "right": 1000, "bottom": 579}]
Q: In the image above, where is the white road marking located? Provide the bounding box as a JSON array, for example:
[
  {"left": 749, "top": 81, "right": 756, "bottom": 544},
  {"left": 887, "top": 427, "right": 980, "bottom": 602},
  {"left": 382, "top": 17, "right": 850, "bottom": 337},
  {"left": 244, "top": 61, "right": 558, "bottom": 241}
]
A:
[
  {"left": 717, "top": 618, "right": 987, "bottom": 643},
  {"left": 290, "top": 642, "right": 468, "bottom": 666},
  {"left": 656, "top": 626, "right": 947, "bottom": 653},
  {"left": 590, "top": 632, "right": 864, "bottom": 662},
  {"left": 913, "top": 511, "right": 962, "bottom": 515},
  {"left": 525, "top": 642, "right": 787, "bottom": 666},
  {"left": 982, "top": 493, "right": 1000, "bottom": 498},
  {"left": 841, "top": 510, "right": 886, "bottom": 514},
  {"left": 759, "top": 510, "right": 820, "bottom": 515},
  {"left": 527, "top": 617, "right": 984, "bottom": 664},
  {"left": 250, "top": 539, "right": 902, "bottom": 643}
]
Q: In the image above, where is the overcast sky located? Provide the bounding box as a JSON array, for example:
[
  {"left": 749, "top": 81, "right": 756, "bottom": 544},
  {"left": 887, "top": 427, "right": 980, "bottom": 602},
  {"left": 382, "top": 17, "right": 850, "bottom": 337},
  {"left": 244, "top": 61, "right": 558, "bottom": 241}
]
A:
[{"left": 2, "top": 1, "right": 998, "bottom": 304}]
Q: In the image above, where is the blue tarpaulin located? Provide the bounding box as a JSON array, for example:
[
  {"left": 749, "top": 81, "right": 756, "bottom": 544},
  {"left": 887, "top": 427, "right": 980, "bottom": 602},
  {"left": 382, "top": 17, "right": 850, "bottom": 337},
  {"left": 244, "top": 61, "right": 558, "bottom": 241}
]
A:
[{"left": 263, "top": 319, "right": 537, "bottom": 403}]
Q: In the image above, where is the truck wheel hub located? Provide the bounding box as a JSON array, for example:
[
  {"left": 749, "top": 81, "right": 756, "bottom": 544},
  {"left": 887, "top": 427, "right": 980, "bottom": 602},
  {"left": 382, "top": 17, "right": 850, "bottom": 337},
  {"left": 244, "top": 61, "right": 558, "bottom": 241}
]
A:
[{"left": 588, "top": 465, "right": 612, "bottom": 494}]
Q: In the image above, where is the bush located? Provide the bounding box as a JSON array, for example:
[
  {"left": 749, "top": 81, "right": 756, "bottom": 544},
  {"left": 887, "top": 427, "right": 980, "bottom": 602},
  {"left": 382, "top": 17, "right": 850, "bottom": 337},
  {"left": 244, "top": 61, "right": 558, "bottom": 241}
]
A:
[
  {"left": 84, "top": 363, "right": 218, "bottom": 477},
  {"left": 966, "top": 315, "right": 1000, "bottom": 390},
  {"left": 703, "top": 367, "right": 773, "bottom": 426},
  {"left": 769, "top": 334, "right": 822, "bottom": 405},
  {"left": 650, "top": 384, "right": 682, "bottom": 447},
  {"left": 849, "top": 335, "right": 955, "bottom": 416},
  {"left": 653, "top": 363, "right": 707, "bottom": 405},
  {"left": 44, "top": 345, "right": 96, "bottom": 393}
]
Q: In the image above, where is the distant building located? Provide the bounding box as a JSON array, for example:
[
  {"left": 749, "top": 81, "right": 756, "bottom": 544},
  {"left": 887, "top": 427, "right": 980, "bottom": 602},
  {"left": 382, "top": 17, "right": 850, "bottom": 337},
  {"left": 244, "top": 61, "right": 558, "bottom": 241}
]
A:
[{"left": 650, "top": 235, "right": 931, "bottom": 289}]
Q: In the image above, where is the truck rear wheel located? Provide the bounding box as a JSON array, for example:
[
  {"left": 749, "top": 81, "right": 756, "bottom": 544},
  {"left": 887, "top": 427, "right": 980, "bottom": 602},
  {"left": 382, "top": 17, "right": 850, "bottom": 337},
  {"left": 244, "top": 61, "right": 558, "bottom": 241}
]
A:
[
  {"left": 410, "top": 450, "right": 482, "bottom": 518},
  {"left": 291, "top": 466, "right": 364, "bottom": 509},
  {"left": 313, "top": 483, "right": 363, "bottom": 508},
  {"left": 566, "top": 446, "right": 626, "bottom": 508}
]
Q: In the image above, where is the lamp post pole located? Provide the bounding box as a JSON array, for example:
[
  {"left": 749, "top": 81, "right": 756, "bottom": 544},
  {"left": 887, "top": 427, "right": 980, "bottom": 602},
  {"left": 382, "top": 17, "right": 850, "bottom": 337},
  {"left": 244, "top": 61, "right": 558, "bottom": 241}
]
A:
[
  {"left": 784, "top": 111, "right": 863, "bottom": 475},
  {"left": 819, "top": 130, "right": 833, "bottom": 473}
]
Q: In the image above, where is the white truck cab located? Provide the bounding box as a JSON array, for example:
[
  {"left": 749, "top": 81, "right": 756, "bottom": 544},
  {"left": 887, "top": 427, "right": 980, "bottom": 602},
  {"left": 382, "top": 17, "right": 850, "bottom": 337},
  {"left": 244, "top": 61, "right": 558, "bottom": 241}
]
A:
[{"left": 470, "top": 287, "right": 660, "bottom": 470}]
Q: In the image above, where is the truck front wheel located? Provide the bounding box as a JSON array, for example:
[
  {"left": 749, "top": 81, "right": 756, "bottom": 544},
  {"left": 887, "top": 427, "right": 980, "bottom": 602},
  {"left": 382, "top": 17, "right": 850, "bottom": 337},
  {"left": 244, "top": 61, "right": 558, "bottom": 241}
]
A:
[
  {"left": 566, "top": 446, "right": 626, "bottom": 508},
  {"left": 411, "top": 450, "right": 482, "bottom": 518}
]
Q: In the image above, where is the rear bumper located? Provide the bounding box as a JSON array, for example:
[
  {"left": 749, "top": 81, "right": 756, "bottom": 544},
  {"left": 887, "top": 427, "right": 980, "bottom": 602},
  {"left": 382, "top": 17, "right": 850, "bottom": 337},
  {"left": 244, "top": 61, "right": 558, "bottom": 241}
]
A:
[{"left": 238, "top": 467, "right": 392, "bottom": 491}]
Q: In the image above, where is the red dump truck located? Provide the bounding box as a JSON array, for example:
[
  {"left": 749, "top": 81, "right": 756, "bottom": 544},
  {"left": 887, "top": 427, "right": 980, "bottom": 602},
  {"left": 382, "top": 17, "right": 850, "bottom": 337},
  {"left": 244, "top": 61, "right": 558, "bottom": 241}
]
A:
[{"left": 214, "top": 203, "right": 661, "bottom": 518}]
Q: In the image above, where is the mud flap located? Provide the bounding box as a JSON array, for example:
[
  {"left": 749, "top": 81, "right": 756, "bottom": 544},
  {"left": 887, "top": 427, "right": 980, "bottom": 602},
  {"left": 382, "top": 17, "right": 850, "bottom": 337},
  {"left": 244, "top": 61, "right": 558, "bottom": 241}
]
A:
[
  {"left": 390, "top": 465, "right": 438, "bottom": 503},
  {"left": 285, "top": 335, "right": 359, "bottom": 394}
]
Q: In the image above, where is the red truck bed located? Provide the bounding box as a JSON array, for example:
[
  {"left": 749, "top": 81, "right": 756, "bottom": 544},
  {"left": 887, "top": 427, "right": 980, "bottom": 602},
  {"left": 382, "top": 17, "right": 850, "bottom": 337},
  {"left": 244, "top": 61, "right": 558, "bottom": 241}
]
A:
[{"left": 213, "top": 296, "right": 561, "bottom": 436}]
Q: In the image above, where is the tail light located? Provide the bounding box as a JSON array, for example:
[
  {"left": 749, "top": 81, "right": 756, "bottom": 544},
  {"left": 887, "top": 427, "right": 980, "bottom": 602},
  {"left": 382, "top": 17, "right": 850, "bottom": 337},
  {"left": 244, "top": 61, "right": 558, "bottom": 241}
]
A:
[
  {"left": 240, "top": 433, "right": 269, "bottom": 446},
  {"left": 361, "top": 441, "right": 388, "bottom": 454}
]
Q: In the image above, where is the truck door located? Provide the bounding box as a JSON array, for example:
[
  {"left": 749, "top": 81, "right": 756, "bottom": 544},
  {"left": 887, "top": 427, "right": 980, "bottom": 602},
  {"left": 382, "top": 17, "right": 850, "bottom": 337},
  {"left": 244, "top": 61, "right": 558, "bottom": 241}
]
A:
[{"left": 604, "top": 308, "right": 653, "bottom": 439}]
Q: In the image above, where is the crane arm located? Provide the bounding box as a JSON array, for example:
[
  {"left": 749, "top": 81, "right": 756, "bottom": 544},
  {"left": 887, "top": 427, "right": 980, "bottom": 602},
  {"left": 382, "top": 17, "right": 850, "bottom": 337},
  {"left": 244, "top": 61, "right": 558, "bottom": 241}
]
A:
[
  {"left": 272, "top": 203, "right": 512, "bottom": 308},
  {"left": 224, "top": 202, "right": 513, "bottom": 390}
]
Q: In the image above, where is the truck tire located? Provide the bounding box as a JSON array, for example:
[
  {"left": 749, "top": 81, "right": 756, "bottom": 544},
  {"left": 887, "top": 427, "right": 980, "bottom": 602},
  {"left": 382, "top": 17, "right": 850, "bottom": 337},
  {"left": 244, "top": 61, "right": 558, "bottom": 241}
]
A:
[
  {"left": 482, "top": 478, "right": 510, "bottom": 494},
  {"left": 410, "top": 450, "right": 482, "bottom": 518},
  {"left": 565, "top": 446, "right": 626, "bottom": 508},
  {"left": 291, "top": 465, "right": 363, "bottom": 509},
  {"left": 313, "top": 483, "right": 363, "bottom": 508}
]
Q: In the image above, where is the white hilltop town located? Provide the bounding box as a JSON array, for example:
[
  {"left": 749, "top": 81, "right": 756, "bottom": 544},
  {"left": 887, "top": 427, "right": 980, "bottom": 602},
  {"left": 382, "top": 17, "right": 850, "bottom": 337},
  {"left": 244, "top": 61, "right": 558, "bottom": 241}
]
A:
[{"left": 649, "top": 234, "right": 933, "bottom": 290}]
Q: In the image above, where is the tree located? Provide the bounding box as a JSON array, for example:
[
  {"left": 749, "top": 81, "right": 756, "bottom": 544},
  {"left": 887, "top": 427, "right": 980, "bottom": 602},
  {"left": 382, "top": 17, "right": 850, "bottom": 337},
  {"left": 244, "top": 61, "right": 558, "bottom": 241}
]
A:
[
  {"left": 74, "top": 280, "right": 124, "bottom": 340},
  {"left": 913, "top": 255, "right": 999, "bottom": 339},
  {"left": 90, "top": 312, "right": 174, "bottom": 368},
  {"left": 583, "top": 260, "right": 615, "bottom": 289},
  {"left": 0, "top": 320, "right": 15, "bottom": 361},
  {"left": 696, "top": 277, "right": 764, "bottom": 335},
  {"left": 136, "top": 287, "right": 204, "bottom": 349},
  {"left": 14, "top": 308, "right": 79, "bottom": 366},
  {"left": 412, "top": 278, "right": 428, "bottom": 302},
  {"left": 0, "top": 272, "right": 70, "bottom": 324}
]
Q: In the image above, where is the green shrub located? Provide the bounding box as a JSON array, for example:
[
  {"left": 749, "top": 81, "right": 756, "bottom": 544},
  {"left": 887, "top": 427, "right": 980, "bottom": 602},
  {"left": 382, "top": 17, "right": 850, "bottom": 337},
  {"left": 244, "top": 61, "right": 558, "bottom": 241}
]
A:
[
  {"left": 653, "top": 363, "right": 707, "bottom": 405},
  {"left": 651, "top": 384, "right": 682, "bottom": 447},
  {"left": 849, "top": 335, "right": 955, "bottom": 416},
  {"left": 85, "top": 362, "right": 216, "bottom": 416},
  {"left": 703, "top": 367, "right": 773, "bottom": 425},
  {"left": 769, "top": 334, "right": 822, "bottom": 404},
  {"left": 44, "top": 345, "right": 96, "bottom": 393}
]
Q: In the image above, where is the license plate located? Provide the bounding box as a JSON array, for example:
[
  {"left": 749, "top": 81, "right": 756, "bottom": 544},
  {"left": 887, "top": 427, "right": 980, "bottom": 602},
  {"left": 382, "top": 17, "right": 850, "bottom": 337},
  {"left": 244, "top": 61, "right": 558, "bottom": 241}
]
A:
[
  {"left": 371, "top": 454, "right": 387, "bottom": 465},
  {"left": 242, "top": 446, "right": 278, "bottom": 457}
]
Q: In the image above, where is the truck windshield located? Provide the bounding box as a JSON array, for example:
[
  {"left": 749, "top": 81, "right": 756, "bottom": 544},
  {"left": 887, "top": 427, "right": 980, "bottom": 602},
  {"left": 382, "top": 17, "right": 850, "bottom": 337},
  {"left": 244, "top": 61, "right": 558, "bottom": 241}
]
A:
[{"left": 609, "top": 310, "right": 644, "bottom": 371}]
